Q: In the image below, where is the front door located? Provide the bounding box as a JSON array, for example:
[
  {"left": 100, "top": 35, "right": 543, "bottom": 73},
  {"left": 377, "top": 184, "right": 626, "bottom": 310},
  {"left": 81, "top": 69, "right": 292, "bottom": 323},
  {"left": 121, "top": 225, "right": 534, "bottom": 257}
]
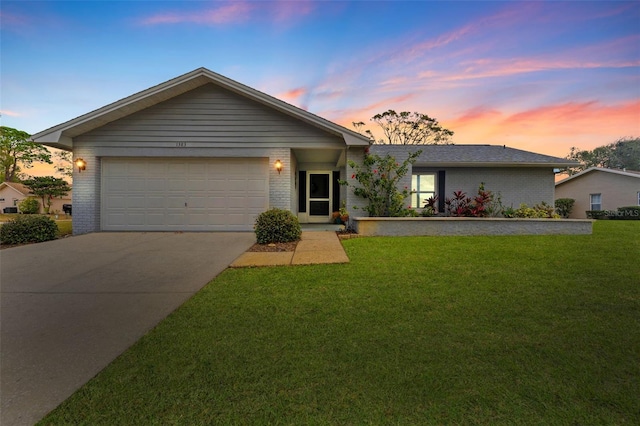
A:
[{"left": 307, "top": 172, "right": 332, "bottom": 223}]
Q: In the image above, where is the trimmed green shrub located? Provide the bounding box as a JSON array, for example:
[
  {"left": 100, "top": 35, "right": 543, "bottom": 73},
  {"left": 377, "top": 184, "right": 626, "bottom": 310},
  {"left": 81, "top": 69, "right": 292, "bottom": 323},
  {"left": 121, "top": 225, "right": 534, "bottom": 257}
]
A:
[
  {"left": 0, "top": 215, "right": 58, "bottom": 244},
  {"left": 555, "top": 198, "right": 575, "bottom": 218},
  {"left": 605, "top": 206, "right": 640, "bottom": 220},
  {"left": 509, "top": 202, "right": 559, "bottom": 219},
  {"left": 254, "top": 208, "right": 302, "bottom": 244},
  {"left": 617, "top": 206, "right": 640, "bottom": 218},
  {"left": 586, "top": 210, "right": 607, "bottom": 219},
  {"left": 18, "top": 197, "right": 40, "bottom": 214},
  {"left": 593, "top": 206, "right": 640, "bottom": 220}
]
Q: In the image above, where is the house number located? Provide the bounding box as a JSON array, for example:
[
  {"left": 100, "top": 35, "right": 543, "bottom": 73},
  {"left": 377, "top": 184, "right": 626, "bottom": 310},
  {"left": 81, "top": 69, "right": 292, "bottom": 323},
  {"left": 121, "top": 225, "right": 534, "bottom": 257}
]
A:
[{"left": 176, "top": 142, "right": 187, "bottom": 147}]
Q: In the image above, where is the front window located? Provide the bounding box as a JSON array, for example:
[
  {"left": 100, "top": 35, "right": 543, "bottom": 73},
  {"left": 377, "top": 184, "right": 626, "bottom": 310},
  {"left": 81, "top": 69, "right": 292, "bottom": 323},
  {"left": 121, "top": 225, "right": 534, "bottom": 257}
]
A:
[
  {"left": 411, "top": 173, "right": 436, "bottom": 209},
  {"left": 637, "top": 191, "right": 640, "bottom": 206},
  {"left": 590, "top": 193, "right": 602, "bottom": 211}
]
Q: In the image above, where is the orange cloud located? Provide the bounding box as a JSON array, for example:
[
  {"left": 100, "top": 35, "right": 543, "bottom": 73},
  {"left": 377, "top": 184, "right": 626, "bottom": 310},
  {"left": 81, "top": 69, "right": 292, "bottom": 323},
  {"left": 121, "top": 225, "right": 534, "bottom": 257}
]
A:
[
  {"left": 445, "top": 100, "right": 640, "bottom": 156},
  {"left": 503, "top": 100, "right": 640, "bottom": 133}
]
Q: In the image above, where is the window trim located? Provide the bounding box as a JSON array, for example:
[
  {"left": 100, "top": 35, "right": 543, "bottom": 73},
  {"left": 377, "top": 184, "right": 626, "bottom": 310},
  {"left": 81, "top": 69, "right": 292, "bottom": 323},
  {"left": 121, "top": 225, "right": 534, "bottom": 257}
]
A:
[
  {"left": 411, "top": 172, "right": 437, "bottom": 209},
  {"left": 590, "top": 193, "right": 602, "bottom": 211}
]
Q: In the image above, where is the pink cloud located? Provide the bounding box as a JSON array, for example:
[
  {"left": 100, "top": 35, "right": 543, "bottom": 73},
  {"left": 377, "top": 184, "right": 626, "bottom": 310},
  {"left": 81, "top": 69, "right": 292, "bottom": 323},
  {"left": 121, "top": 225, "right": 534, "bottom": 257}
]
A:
[
  {"left": 443, "top": 57, "right": 640, "bottom": 82},
  {"left": 389, "top": 2, "right": 540, "bottom": 65},
  {"left": 139, "top": 0, "right": 316, "bottom": 26},
  {"left": 270, "top": 0, "right": 316, "bottom": 23},
  {"left": 277, "top": 87, "right": 307, "bottom": 103},
  {"left": 140, "top": 2, "right": 254, "bottom": 25},
  {"left": 0, "top": 109, "right": 22, "bottom": 117},
  {"left": 0, "top": 11, "right": 30, "bottom": 28}
]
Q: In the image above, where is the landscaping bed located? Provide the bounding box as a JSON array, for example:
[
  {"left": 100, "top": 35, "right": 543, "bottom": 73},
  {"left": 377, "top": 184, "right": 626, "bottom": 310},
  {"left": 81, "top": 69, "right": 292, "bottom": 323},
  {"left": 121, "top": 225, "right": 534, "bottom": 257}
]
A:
[{"left": 247, "top": 241, "right": 298, "bottom": 252}]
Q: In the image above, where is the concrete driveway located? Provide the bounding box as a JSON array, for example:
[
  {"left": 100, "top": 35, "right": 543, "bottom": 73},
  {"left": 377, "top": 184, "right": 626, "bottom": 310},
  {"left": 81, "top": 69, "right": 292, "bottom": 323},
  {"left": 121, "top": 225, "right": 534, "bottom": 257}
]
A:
[{"left": 0, "top": 232, "right": 255, "bottom": 426}]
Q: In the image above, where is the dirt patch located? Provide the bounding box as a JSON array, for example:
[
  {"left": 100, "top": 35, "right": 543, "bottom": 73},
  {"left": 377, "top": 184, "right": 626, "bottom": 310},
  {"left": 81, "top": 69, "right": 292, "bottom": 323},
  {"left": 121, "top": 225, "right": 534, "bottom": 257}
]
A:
[{"left": 247, "top": 241, "right": 298, "bottom": 252}]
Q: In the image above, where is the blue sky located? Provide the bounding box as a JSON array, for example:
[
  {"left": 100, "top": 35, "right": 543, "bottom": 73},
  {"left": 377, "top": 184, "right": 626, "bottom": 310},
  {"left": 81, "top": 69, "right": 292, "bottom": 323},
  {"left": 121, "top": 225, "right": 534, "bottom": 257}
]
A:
[{"left": 2, "top": 0, "right": 639, "bottom": 162}]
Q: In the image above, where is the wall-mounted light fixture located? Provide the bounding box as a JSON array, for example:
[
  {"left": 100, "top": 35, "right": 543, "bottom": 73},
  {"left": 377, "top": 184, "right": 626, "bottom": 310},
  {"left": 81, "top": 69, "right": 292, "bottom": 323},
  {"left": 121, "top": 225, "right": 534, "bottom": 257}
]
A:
[
  {"left": 275, "top": 159, "right": 283, "bottom": 175},
  {"left": 75, "top": 158, "right": 87, "bottom": 173}
]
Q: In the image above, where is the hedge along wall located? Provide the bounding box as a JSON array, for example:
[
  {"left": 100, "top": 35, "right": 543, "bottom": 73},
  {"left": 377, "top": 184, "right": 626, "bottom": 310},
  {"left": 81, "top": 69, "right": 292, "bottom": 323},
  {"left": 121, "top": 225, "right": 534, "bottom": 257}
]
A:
[{"left": 352, "top": 217, "right": 593, "bottom": 237}]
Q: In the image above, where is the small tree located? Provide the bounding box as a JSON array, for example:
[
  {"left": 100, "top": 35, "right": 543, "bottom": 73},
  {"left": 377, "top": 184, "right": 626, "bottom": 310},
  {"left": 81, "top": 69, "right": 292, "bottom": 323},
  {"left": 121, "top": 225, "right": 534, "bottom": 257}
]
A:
[
  {"left": 354, "top": 110, "right": 454, "bottom": 145},
  {"left": 341, "top": 149, "right": 421, "bottom": 217},
  {"left": 22, "top": 176, "right": 71, "bottom": 214},
  {"left": 18, "top": 197, "right": 40, "bottom": 214},
  {"left": 1, "top": 126, "right": 52, "bottom": 182}
]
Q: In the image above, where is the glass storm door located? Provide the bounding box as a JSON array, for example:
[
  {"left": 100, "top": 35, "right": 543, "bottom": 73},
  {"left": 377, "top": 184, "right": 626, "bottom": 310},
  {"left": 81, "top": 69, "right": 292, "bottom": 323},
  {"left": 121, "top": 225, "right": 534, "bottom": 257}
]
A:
[{"left": 307, "top": 172, "right": 332, "bottom": 223}]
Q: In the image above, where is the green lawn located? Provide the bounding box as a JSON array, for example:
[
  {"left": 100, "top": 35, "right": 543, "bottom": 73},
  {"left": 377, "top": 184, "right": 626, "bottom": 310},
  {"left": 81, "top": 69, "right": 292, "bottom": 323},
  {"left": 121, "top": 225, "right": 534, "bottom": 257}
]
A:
[
  {"left": 55, "top": 219, "right": 73, "bottom": 237},
  {"left": 40, "top": 221, "right": 639, "bottom": 425}
]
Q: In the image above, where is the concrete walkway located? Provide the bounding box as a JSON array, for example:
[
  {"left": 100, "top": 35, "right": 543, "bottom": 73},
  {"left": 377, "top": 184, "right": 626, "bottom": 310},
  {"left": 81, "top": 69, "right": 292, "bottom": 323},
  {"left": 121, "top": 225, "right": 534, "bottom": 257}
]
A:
[{"left": 230, "top": 231, "right": 349, "bottom": 267}]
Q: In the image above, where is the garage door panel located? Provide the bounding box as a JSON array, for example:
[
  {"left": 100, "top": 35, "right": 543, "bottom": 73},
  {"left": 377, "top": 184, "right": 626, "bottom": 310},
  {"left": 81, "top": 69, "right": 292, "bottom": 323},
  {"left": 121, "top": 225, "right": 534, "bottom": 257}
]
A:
[
  {"left": 146, "top": 197, "right": 165, "bottom": 208},
  {"left": 126, "top": 213, "right": 146, "bottom": 226},
  {"left": 106, "top": 196, "right": 127, "bottom": 208},
  {"left": 187, "top": 198, "right": 207, "bottom": 208},
  {"left": 127, "top": 198, "right": 148, "bottom": 208},
  {"left": 103, "top": 158, "right": 269, "bottom": 231},
  {"left": 169, "top": 179, "right": 187, "bottom": 191},
  {"left": 227, "top": 196, "right": 248, "bottom": 208},
  {"left": 147, "top": 178, "right": 166, "bottom": 191},
  {"left": 226, "top": 213, "right": 248, "bottom": 225},
  {"left": 167, "top": 212, "right": 187, "bottom": 225}
]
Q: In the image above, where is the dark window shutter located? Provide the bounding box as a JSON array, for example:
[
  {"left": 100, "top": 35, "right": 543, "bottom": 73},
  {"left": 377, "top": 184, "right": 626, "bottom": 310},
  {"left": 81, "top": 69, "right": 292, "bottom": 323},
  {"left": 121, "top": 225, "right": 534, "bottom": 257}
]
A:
[
  {"left": 438, "top": 170, "right": 446, "bottom": 213},
  {"left": 332, "top": 171, "right": 341, "bottom": 212},
  {"left": 298, "top": 171, "right": 307, "bottom": 213}
]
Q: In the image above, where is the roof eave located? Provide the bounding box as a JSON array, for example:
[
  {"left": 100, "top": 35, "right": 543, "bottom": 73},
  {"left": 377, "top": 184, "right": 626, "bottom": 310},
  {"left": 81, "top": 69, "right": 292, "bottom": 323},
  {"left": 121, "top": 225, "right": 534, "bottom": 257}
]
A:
[
  {"left": 556, "top": 166, "right": 640, "bottom": 185},
  {"left": 32, "top": 130, "right": 73, "bottom": 150},
  {"left": 415, "top": 161, "right": 578, "bottom": 168}
]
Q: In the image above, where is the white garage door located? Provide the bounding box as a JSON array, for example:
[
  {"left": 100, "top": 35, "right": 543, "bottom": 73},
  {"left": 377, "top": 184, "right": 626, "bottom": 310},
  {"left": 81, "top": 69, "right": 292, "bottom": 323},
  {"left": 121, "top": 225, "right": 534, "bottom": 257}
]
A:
[{"left": 102, "top": 158, "right": 268, "bottom": 231}]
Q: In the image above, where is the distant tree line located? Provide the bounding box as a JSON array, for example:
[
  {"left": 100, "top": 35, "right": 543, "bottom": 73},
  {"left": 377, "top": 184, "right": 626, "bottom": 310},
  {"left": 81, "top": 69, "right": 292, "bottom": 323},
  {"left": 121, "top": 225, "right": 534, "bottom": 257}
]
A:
[{"left": 565, "top": 137, "right": 640, "bottom": 175}]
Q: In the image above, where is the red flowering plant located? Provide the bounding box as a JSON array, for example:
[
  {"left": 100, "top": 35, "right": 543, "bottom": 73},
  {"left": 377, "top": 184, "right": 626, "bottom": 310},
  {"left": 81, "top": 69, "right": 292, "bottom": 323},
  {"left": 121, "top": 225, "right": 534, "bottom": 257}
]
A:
[
  {"left": 444, "top": 183, "right": 494, "bottom": 217},
  {"left": 340, "top": 149, "right": 422, "bottom": 217}
]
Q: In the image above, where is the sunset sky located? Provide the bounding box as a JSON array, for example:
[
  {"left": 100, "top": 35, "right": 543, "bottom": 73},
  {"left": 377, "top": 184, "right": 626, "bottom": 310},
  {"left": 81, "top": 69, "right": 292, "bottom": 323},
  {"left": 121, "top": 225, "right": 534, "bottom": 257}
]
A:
[{"left": 1, "top": 0, "right": 639, "bottom": 177}]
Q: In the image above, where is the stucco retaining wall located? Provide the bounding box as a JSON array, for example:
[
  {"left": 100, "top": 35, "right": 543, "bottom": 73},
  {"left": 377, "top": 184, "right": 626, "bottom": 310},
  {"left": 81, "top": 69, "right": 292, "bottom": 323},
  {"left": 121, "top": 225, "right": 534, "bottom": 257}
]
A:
[{"left": 352, "top": 217, "right": 593, "bottom": 236}]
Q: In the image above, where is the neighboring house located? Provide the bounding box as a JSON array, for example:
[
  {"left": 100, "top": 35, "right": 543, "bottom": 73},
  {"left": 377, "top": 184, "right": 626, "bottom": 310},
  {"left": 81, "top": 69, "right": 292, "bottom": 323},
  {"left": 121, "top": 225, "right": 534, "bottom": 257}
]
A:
[
  {"left": 31, "top": 67, "right": 575, "bottom": 235},
  {"left": 0, "top": 182, "right": 31, "bottom": 212},
  {"left": 555, "top": 167, "right": 640, "bottom": 218},
  {"left": 0, "top": 182, "right": 72, "bottom": 214}
]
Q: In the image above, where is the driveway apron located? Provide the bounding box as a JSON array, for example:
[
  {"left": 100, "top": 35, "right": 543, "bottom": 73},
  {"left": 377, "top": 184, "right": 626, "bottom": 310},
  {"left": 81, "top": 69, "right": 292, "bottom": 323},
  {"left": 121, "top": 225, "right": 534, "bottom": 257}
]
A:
[{"left": 0, "top": 232, "right": 255, "bottom": 426}]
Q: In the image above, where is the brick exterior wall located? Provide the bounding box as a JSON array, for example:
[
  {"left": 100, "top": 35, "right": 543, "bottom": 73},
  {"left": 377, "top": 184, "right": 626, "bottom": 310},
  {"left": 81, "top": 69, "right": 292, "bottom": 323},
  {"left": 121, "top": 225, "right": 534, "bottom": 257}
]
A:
[
  {"left": 444, "top": 167, "right": 555, "bottom": 208},
  {"left": 71, "top": 149, "right": 101, "bottom": 235},
  {"left": 268, "top": 148, "right": 292, "bottom": 211}
]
